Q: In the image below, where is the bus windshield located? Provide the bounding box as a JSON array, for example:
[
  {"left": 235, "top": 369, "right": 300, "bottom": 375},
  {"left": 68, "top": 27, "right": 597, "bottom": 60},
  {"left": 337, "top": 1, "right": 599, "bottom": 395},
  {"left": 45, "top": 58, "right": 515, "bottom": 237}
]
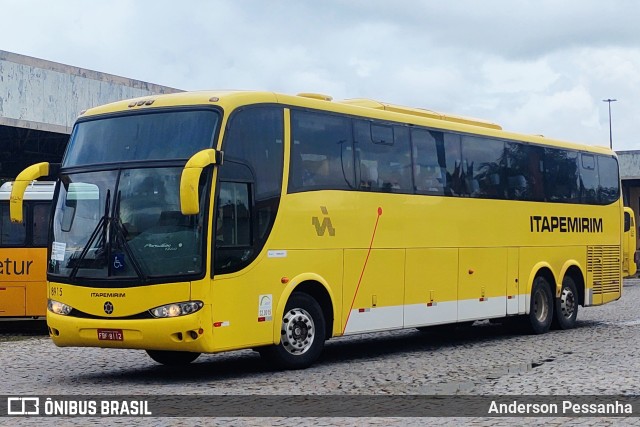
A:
[
  {"left": 63, "top": 109, "right": 219, "bottom": 166},
  {"left": 50, "top": 167, "right": 209, "bottom": 284},
  {"left": 49, "top": 109, "right": 218, "bottom": 285}
]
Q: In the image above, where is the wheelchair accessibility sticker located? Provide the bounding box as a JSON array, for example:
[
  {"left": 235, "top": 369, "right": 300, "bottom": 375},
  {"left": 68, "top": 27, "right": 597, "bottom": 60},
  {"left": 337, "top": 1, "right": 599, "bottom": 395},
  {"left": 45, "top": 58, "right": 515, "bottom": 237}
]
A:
[{"left": 112, "top": 253, "right": 125, "bottom": 271}]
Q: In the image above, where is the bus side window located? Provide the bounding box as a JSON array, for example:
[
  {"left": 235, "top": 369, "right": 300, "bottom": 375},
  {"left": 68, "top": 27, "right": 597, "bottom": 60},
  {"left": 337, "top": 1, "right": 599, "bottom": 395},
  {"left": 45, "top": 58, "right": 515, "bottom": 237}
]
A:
[
  {"left": 0, "top": 202, "right": 27, "bottom": 245},
  {"left": 215, "top": 181, "right": 252, "bottom": 273},
  {"left": 461, "top": 136, "right": 505, "bottom": 199},
  {"left": 579, "top": 153, "right": 598, "bottom": 204},
  {"left": 32, "top": 203, "right": 52, "bottom": 247},
  {"left": 354, "top": 120, "right": 411, "bottom": 193},
  {"left": 412, "top": 128, "right": 444, "bottom": 195},
  {"left": 625, "top": 211, "right": 631, "bottom": 232},
  {"left": 544, "top": 148, "right": 584, "bottom": 203},
  {"left": 598, "top": 155, "right": 619, "bottom": 205},
  {"left": 289, "top": 110, "right": 354, "bottom": 192}
]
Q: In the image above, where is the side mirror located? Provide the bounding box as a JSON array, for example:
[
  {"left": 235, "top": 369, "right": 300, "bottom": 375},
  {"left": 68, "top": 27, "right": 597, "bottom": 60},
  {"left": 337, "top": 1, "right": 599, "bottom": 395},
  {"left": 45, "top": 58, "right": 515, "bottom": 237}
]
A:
[
  {"left": 180, "top": 149, "right": 222, "bottom": 215},
  {"left": 10, "top": 162, "right": 52, "bottom": 223}
]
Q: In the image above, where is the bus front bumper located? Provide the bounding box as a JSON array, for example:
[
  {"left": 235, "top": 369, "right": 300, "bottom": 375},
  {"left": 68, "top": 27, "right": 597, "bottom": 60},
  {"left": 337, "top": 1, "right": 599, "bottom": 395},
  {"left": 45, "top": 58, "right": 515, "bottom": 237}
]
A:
[{"left": 46, "top": 305, "right": 213, "bottom": 353}]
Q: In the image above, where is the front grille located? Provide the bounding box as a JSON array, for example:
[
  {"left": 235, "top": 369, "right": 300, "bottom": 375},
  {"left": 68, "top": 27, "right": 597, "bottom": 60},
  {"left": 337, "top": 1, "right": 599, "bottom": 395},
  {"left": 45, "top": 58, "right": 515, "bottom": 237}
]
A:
[{"left": 68, "top": 308, "right": 153, "bottom": 319}]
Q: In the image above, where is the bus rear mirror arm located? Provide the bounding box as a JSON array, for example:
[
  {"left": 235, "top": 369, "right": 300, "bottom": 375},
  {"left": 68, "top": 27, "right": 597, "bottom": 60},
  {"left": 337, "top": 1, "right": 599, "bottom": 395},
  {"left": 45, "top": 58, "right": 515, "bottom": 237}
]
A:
[
  {"left": 10, "top": 162, "right": 60, "bottom": 223},
  {"left": 180, "top": 149, "right": 223, "bottom": 215}
]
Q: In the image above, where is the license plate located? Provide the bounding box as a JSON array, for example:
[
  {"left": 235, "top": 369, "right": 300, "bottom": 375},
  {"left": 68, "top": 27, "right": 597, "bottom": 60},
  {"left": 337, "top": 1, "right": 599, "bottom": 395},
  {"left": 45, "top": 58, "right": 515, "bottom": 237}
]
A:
[{"left": 97, "top": 328, "right": 124, "bottom": 341}]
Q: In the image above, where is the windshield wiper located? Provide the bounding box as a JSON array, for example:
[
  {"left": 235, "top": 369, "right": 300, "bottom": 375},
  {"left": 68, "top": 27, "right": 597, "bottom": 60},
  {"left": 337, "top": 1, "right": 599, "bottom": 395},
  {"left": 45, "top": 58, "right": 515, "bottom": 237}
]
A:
[
  {"left": 111, "top": 191, "right": 147, "bottom": 281},
  {"left": 69, "top": 189, "right": 111, "bottom": 279}
]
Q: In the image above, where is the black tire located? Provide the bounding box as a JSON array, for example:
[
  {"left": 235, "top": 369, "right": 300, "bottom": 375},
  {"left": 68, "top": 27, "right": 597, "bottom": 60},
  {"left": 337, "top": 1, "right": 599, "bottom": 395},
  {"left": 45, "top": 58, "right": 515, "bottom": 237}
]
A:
[
  {"left": 259, "top": 293, "right": 326, "bottom": 370},
  {"left": 552, "top": 276, "right": 579, "bottom": 330},
  {"left": 146, "top": 350, "right": 200, "bottom": 366},
  {"left": 528, "top": 275, "right": 554, "bottom": 334}
]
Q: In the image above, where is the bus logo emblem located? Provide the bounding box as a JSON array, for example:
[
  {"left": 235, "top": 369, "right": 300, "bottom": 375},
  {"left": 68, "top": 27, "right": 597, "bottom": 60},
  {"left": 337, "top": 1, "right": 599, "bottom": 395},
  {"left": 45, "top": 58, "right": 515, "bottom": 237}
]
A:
[
  {"left": 312, "top": 206, "right": 335, "bottom": 236},
  {"left": 104, "top": 301, "right": 114, "bottom": 315}
]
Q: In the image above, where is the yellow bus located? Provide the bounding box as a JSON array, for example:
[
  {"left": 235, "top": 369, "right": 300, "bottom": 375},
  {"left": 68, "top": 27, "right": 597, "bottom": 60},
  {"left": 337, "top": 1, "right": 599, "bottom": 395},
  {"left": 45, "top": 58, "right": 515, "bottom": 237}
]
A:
[
  {"left": 0, "top": 181, "right": 53, "bottom": 318},
  {"left": 10, "top": 91, "right": 635, "bottom": 368}
]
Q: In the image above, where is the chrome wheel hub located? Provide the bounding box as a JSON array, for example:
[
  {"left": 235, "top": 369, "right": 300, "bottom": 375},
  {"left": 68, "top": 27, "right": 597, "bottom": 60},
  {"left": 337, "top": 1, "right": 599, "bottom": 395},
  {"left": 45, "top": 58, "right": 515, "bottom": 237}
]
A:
[
  {"left": 560, "top": 287, "right": 575, "bottom": 319},
  {"left": 280, "top": 308, "right": 315, "bottom": 355}
]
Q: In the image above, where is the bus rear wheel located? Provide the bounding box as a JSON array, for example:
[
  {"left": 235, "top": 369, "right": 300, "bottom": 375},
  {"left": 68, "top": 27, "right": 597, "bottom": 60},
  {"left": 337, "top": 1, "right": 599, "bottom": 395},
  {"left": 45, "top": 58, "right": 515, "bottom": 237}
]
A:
[
  {"left": 146, "top": 350, "right": 200, "bottom": 366},
  {"left": 528, "top": 276, "right": 554, "bottom": 334},
  {"left": 552, "top": 276, "right": 579, "bottom": 330},
  {"left": 259, "top": 293, "right": 326, "bottom": 370}
]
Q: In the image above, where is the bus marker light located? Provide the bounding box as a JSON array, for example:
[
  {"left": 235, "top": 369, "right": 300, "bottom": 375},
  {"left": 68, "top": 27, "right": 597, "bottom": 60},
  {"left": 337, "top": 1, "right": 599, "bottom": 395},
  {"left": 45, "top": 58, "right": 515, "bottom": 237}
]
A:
[
  {"left": 358, "top": 308, "right": 370, "bottom": 313},
  {"left": 198, "top": 328, "right": 204, "bottom": 335},
  {"left": 213, "top": 321, "right": 230, "bottom": 328},
  {"left": 281, "top": 277, "right": 289, "bottom": 284},
  {"left": 209, "top": 97, "right": 219, "bottom": 102}
]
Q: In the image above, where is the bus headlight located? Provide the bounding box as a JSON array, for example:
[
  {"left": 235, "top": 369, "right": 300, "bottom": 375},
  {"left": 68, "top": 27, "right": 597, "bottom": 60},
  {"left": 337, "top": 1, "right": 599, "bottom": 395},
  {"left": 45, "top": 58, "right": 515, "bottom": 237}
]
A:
[
  {"left": 48, "top": 299, "right": 73, "bottom": 315},
  {"left": 149, "top": 301, "right": 204, "bottom": 318}
]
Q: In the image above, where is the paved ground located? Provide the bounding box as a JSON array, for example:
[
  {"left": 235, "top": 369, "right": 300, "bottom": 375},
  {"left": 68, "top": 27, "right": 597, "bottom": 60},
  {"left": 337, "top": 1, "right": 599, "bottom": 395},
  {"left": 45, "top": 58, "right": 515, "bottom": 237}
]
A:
[{"left": 2, "top": 281, "right": 640, "bottom": 426}]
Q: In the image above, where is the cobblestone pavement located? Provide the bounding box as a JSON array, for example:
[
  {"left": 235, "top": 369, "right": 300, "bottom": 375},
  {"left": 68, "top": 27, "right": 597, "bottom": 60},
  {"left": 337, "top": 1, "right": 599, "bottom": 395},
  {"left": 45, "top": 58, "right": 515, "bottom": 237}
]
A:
[{"left": 3, "top": 281, "right": 640, "bottom": 426}]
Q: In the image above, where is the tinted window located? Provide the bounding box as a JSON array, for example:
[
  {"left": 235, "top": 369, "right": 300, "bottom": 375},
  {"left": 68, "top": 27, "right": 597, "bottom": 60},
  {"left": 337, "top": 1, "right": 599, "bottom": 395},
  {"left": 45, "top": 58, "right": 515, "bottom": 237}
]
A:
[
  {"left": 32, "top": 203, "right": 51, "bottom": 247},
  {"left": 64, "top": 109, "right": 219, "bottom": 166},
  {"left": 289, "top": 111, "right": 354, "bottom": 192},
  {"left": 0, "top": 203, "right": 26, "bottom": 246},
  {"left": 598, "top": 155, "right": 620, "bottom": 204},
  {"left": 461, "top": 136, "right": 505, "bottom": 198},
  {"left": 505, "top": 143, "right": 544, "bottom": 201},
  {"left": 544, "top": 148, "right": 579, "bottom": 203},
  {"left": 579, "top": 153, "right": 599, "bottom": 204},
  {"left": 412, "top": 129, "right": 445, "bottom": 194},
  {"left": 224, "top": 107, "right": 284, "bottom": 200},
  {"left": 217, "top": 106, "right": 284, "bottom": 274},
  {"left": 625, "top": 210, "right": 631, "bottom": 232},
  {"left": 443, "top": 133, "right": 463, "bottom": 196},
  {"left": 354, "top": 121, "right": 411, "bottom": 193},
  {"left": 217, "top": 182, "right": 251, "bottom": 247}
]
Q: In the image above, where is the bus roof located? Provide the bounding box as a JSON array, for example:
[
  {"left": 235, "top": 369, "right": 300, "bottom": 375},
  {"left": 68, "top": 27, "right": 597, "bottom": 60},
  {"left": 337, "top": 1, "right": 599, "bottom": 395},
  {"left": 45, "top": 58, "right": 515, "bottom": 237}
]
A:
[
  {"left": 0, "top": 181, "right": 55, "bottom": 201},
  {"left": 78, "top": 90, "right": 613, "bottom": 156}
]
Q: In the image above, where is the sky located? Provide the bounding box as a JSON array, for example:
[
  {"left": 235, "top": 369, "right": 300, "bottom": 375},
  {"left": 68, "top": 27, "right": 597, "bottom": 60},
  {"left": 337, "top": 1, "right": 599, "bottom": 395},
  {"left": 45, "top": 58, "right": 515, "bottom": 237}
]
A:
[{"left": 1, "top": 0, "right": 640, "bottom": 150}]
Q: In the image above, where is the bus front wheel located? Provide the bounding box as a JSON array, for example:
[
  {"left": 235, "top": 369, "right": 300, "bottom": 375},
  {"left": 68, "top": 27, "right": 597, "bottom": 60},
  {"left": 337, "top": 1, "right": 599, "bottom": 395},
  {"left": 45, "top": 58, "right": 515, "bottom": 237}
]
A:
[
  {"left": 528, "top": 276, "right": 554, "bottom": 334},
  {"left": 146, "top": 350, "right": 200, "bottom": 366},
  {"left": 552, "top": 276, "right": 579, "bottom": 330},
  {"left": 260, "top": 293, "right": 326, "bottom": 370}
]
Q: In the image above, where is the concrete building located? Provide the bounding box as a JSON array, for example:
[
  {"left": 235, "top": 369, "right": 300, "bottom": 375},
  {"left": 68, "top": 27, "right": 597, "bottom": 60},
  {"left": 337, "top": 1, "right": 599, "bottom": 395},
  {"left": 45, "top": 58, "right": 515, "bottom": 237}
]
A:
[
  {"left": 0, "top": 49, "right": 180, "bottom": 180},
  {"left": 618, "top": 150, "right": 640, "bottom": 229}
]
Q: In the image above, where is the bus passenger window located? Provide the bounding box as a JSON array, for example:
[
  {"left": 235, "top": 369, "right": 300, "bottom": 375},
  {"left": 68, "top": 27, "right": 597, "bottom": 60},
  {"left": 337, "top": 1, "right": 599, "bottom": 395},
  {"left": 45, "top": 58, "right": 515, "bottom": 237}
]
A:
[
  {"left": 354, "top": 120, "right": 411, "bottom": 193},
  {"left": 598, "top": 155, "right": 619, "bottom": 205},
  {"left": 580, "top": 153, "right": 600, "bottom": 204},
  {"left": 0, "top": 204, "right": 26, "bottom": 245},
  {"left": 543, "top": 149, "right": 579, "bottom": 203},
  {"left": 461, "top": 136, "right": 505, "bottom": 199},
  {"left": 32, "top": 203, "right": 51, "bottom": 247},
  {"left": 505, "top": 143, "right": 539, "bottom": 201},
  {"left": 289, "top": 110, "right": 354, "bottom": 192},
  {"left": 412, "top": 129, "right": 445, "bottom": 194}
]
